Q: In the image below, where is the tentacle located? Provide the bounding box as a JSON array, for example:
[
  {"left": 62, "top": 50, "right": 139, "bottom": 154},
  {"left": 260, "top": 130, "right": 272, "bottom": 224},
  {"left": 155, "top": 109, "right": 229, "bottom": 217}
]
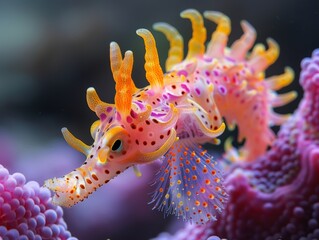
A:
[
  {"left": 270, "top": 91, "right": 297, "bottom": 108},
  {"left": 137, "top": 29, "right": 164, "bottom": 89},
  {"left": 153, "top": 22, "right": 184, "bottom": 71},
  {"left": 136, "top": 104, "right": 152, "bottom": 122},
  {"left": 250, "top": 43, "right": 265, "bottom": 59},
  {"left": 110, "top": 42, "right": 122, "bottom": 80},
  {"left": 204, "top": 11, "right": 231, "bottom": 58},
  {"left": 90, "top": 120, "right": 100, "bottom": 139},
  {"left": 265, "top": 67, "right": 295, "bottom": 91},
  {"left": 180, "top": 9, "right": 206, "bottom": 59},
  {"left": 248, "top": 38, "right": 279, "bottom": 73},
  {"left": 269, "top": 112, "right": 291, "bottom": 125},
  {"left": 61, "top": 128, "right": 90, "bottom": 156},
  {"left": 86, "top": 87, "right": 105, "bottom": 112},
  {"left": 230, "top": 20, "right": 256, "bottom": 60},
  {"left": 115, "top": 51, "right": 135, "bottom": 115}
]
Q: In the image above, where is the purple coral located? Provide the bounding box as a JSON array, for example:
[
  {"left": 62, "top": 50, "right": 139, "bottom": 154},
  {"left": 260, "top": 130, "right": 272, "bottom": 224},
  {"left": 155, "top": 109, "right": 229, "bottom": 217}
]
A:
[
  {"left": 153, "top": 49, "right": 319, "bottom": 239},
  {"left": 0, "top": 164, "right": 76, "bottom": 240}
]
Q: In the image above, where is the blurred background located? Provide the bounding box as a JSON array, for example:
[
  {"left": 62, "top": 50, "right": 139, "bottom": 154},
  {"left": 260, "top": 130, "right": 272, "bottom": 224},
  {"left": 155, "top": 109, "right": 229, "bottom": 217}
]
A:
[{"left": 0, "top": 0, "right": 319, "bottom": 239}]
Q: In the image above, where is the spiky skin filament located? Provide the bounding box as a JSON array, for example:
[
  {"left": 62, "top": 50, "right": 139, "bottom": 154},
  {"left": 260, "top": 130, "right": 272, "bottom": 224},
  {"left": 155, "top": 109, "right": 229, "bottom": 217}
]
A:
[{"left": 44, "top": 9, "right": 295, "bottom": 223}]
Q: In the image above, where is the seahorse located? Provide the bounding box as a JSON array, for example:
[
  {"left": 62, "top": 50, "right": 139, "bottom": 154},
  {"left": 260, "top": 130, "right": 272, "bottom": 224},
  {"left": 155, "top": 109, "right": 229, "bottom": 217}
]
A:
[{"left": 44, "top": 9, "right": 295, "bottom": 224}]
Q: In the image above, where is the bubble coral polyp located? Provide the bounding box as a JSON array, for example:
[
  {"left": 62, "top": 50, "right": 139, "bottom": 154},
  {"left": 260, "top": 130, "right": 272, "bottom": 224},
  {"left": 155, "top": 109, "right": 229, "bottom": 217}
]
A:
[{"left": 0, "top": 164, "right": 76, "bottom": 240}]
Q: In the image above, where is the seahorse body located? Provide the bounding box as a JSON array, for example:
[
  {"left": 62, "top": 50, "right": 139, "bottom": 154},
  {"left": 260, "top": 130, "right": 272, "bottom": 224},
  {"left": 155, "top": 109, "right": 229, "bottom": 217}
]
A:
[{"left": 44, "top": 9, "right": 295, "bottom": 224}]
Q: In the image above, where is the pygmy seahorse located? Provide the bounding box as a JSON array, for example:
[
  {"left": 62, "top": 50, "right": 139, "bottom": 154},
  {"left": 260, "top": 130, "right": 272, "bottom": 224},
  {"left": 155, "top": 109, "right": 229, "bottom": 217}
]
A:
[{"left": 44, "top": 9, "right": 295, "bottom": 224}]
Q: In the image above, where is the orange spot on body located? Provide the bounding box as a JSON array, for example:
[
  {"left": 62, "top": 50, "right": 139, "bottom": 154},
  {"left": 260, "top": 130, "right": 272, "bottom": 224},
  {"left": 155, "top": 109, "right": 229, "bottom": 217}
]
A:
[
  {"left": 92, "top": 174, "right": 99, "bottom": 181},
  {"left": 86, "top": 178, "right": 92, "bottom": 184}
]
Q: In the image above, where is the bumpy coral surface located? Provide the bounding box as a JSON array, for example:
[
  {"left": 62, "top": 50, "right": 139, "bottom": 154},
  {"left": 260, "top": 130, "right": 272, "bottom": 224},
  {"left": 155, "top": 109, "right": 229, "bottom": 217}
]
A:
[
  {"left": 154, "top": 50, "right": 319, "bottom": 239},
  {"left": 0, "top": 164, "right": 76, "bottom": 240}
]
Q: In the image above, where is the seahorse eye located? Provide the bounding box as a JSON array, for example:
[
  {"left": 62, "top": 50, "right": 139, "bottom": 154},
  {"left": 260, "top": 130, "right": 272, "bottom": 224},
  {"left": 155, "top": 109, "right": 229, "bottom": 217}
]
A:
[{"left": 111, "top": 139, "right": 122, "bottom": 152}]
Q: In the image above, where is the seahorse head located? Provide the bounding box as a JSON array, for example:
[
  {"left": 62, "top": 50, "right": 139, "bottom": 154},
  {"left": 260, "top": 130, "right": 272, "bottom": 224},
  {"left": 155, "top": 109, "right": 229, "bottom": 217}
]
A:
[{"left": 44, "top": 29, "right": 179, "bottom": 207}]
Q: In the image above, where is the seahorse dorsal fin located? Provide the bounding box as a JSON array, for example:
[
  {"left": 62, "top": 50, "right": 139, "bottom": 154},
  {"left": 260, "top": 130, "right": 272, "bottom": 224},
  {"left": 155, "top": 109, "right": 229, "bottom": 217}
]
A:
[
  {"left": 110, "top": 42, "right": 137, "bottom": 115},
  {"left": 137, "top": 28, "right": 164, "bottom": 89}
]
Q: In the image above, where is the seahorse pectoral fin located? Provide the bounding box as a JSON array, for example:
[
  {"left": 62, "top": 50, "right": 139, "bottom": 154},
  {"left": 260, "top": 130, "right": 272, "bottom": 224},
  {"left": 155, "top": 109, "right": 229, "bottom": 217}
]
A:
[{"left": 150, "top": 140, "right": 227, "bottom": 224}]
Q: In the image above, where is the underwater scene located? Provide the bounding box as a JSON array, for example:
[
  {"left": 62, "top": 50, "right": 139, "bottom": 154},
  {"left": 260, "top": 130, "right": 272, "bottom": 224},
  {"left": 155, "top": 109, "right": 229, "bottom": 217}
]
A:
[{"left": 1, "top": 1, "right": 319, "bottom": 239}]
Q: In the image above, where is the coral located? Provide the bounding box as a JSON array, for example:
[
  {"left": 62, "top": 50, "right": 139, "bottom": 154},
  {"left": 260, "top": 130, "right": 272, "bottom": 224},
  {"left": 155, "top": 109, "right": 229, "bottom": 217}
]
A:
[
  {"left": 0, "top": 164, "right": 76, "bottom": 240},
  {"left": 152, "top": 49, "right": 319, "bottom": 239}
]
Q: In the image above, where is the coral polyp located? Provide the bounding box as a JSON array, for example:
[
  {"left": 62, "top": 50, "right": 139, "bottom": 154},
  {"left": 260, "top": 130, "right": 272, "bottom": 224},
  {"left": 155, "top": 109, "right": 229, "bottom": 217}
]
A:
[{"left": 0, "top": 165, "right": 75, "bottom": 239}]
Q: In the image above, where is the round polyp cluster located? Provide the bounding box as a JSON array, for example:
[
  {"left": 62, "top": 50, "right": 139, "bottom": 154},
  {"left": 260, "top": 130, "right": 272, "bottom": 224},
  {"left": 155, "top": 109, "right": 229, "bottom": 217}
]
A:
[{"left": 0, "top": 164, "right": 76, "bottom": 239}]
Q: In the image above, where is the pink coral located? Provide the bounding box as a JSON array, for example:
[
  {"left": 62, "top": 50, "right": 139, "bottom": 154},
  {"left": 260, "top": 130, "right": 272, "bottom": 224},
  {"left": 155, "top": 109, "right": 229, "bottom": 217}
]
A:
[
  {"left": 0, "top": 164, "right": 76, "bottom": 240},
  {"left": 153, "top": 49, "right": 319, "bottom": 239}
]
